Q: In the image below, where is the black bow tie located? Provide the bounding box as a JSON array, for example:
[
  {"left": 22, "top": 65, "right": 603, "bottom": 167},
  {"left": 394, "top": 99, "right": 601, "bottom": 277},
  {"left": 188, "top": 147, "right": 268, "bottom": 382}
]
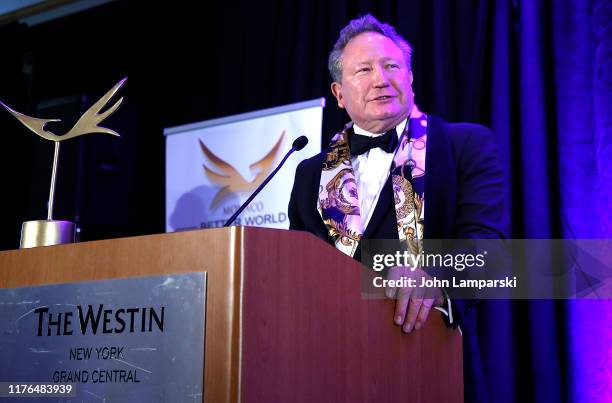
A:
[{"left": 349, "top": 128, "right": 399, "bottom": 156}]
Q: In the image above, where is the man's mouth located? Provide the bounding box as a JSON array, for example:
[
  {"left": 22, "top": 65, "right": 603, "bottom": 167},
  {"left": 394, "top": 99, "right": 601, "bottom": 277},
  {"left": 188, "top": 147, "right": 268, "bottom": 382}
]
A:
[{"left": 371, "top": 95, "right": 394, "bottom": 101}]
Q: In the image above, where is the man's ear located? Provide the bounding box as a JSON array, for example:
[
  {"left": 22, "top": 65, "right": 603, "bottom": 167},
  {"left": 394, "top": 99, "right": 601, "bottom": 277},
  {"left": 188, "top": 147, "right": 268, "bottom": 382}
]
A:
[{"left": 331, "top": 82, "right": 345, "bottom": 109}]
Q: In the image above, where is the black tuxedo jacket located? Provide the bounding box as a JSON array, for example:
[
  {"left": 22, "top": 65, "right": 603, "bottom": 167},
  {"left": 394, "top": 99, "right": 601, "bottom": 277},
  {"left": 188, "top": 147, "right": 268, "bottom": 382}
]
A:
[{"left": 288, "top": 115, "right": 509, "bottom": 403}]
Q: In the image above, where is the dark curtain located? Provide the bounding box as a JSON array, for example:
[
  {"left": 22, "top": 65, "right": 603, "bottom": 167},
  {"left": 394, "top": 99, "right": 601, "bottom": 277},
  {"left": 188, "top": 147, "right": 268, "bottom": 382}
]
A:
[
  {"left": 0, "top": 0, "right": 610, "bottom": 401},
  {"left": 0, "top": 23, "right": 34, "bottom": 249}
]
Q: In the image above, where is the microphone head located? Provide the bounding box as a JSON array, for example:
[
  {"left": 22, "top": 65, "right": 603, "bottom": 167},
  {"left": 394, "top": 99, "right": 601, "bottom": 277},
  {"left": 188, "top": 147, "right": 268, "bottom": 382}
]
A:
[{"left": 292, "top": 135, "right": 308, "bottom": 151}]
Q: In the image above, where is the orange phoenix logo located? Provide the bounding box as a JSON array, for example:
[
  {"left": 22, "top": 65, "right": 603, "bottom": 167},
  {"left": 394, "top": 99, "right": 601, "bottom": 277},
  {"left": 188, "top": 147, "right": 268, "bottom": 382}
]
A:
[{"left": 199, "top": 131, "right": 286, "bottom": 209}]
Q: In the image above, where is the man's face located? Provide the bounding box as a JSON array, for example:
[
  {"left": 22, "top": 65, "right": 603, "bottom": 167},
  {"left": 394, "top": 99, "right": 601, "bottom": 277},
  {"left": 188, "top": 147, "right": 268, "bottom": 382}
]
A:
[{"left": 331, "top": 32, "right": 414, "bottom": 133}]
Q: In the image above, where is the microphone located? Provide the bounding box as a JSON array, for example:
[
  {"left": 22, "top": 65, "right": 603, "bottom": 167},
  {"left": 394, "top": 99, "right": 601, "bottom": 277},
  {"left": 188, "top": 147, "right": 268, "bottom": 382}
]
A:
[{"left": 223, "top": 135, "right": 309, "bottom": 227}]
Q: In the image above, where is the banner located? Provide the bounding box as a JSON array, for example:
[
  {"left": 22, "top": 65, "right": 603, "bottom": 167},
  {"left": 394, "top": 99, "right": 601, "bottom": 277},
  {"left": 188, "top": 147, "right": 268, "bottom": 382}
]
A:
[{"left": 165, "top": 99, "right": 324, "bottom": 232}]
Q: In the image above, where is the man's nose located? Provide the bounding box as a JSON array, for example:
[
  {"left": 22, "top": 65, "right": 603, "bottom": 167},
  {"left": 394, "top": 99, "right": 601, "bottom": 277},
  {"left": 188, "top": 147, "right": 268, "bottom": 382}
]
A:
[{"left": 372, "top": 66, "right": 390, "bottom": 87}]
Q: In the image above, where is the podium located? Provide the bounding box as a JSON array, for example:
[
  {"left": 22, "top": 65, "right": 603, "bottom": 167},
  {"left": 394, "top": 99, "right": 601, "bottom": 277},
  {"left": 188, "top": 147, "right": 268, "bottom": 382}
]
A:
[{"left": 0, "top": 227, "right": 463, "bottom": 402}]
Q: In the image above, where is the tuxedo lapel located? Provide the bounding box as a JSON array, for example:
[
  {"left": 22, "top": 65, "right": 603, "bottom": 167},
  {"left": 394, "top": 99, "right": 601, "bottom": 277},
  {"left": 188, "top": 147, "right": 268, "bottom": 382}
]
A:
[{"left": 362, "top": 174, "right": 395, "bottom": 239}]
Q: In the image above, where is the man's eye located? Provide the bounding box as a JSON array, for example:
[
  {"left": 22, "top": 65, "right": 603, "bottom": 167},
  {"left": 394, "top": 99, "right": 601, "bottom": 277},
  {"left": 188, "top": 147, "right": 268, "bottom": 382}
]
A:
[
  {"left": 387, "top": 64, "right": 400, "bottom": 69},
  {"left": 357, "top": 67, "right": 371, "bottom": 73}
]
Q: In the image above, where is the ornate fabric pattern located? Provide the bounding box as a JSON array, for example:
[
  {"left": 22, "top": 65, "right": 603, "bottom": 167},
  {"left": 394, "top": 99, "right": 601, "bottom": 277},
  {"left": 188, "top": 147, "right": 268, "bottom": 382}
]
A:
[
  {"left": 318, "top": 110, "right": 428, "bottom": 257},
  {"left": 392, "top": 110, "right": 427, "bottom": 256},
  {"left": 318, "top": 123, "right": 363, "bottom": 256}
]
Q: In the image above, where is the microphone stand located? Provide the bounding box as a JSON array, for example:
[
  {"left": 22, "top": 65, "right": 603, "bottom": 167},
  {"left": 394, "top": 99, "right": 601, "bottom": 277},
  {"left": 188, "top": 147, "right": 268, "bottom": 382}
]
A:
[{"left": 223, "top": 140, "right": 305, "bottom": 227}]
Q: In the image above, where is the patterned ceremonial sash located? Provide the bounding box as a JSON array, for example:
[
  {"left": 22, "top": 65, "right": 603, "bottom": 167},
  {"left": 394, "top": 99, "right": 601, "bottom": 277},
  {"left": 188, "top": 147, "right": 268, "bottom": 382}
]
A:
[{"left": 317, "top": 108, "right": 427, "bottom": 257}]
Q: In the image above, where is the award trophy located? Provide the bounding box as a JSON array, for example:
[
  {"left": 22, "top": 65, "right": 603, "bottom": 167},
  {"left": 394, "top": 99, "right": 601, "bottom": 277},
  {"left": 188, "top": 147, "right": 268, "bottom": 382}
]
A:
[{"left": 1, "top": 78, "right": 126, "bottom": 248}]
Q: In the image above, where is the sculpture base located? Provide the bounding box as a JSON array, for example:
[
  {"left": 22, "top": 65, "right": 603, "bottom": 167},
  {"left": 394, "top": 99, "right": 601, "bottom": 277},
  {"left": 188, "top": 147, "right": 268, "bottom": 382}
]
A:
[{"left": 20, "top": 220, "right": 76, "bottom": 249}]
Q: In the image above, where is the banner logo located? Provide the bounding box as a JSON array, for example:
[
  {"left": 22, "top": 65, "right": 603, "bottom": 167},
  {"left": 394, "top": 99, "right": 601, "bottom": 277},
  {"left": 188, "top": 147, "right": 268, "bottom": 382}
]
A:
[{"left": 199, "top": 131, "right": 286, "bottom": 209}]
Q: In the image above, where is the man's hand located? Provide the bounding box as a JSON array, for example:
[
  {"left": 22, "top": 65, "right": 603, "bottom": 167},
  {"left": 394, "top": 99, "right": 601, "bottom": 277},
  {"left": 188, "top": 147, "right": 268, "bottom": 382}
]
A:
[{"left": 385, "top": 266, "right": 444, "bottom": 333}]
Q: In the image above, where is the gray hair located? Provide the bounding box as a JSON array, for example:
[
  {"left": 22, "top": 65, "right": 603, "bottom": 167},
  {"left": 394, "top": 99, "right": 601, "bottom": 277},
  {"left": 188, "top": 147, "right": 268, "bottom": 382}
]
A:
[{"left": 328, "top": 14, "right": 413, "bottom": 82}]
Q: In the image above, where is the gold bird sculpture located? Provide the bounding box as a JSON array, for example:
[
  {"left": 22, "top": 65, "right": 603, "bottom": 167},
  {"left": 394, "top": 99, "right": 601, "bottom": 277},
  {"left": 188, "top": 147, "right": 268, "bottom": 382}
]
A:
[
  {"left": 0, "top": 77, "right": 126, "bottom": 141},
  {"left": 0, "top": 78, "right": 126, "bottom": 221}
]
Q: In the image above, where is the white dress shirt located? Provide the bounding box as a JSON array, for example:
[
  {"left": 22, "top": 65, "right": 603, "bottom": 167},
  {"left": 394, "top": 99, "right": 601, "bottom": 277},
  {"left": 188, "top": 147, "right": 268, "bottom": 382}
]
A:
[{"left": 352, "top": 118, "right": 407, "bottom": 233}]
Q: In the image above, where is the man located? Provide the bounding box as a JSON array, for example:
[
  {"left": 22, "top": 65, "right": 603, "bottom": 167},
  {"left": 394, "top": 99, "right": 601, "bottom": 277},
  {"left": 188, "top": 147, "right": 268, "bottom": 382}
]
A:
[{"left": 288, "top": 13, "right": 507, "bottom": 403}]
